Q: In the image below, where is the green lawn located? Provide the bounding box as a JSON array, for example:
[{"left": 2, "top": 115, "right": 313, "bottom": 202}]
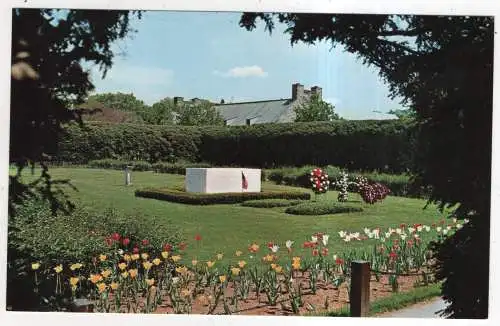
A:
[{"left": 15, "top": 167, "right": 449, "bottom": 264}]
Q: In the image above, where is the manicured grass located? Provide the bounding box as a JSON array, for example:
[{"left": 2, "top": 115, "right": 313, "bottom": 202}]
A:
[
  {"left": 14, "top": 167, "right": 450, "bottom": 265},
  {"left": 312, "top": 282, "right": 442, "bottom": 317}
]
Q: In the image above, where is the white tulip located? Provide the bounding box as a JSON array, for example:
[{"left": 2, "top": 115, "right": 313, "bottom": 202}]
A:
[
  {"left": 464, "top": 218, "right": 470, "bottom": 224},
  {"left": 285, "top": 240, "right": 294, "bottom": 249},
  {"left": 385, "top": 232, "right": 392, "bottom": 239},
  {"left": 452, "top": 218, "right": 458, "bottom": 223},
  {"left": 417, "top": 226, "right": 423, "bottom": 232},
  {"left": 456, "top": 223, "right": 463, "bottom": 229},
  {"left": 400, "top": 234, "right": 407, "bottom": 240},
  {"left": 271, "top": 245, "right": 279, "bottom": 253},
  {"left": 396, "top": 228, "right": 402, "bottom": 235},
  {"left": 443, "top": 229, "right": 448, "bottom": 235},
  {"left": 424, "top": 225, "right": 431, "bottom": 232},
  {"left": 408, "top": 227, "right": 415, "bottom": 234},
  {"left": 311, "top": 236, "right": 318, "bottom": 243},
  {"left": 322, "top": 234, "right": 329, "bottom": 246},
  {"left": 364, "top": 228, "right": 370, "bottom": 235},
  {"left": 436, "top": 227, "right": 442, "bottom": 233}
]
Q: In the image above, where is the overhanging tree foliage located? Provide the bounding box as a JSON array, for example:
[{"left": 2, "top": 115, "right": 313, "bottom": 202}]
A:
[
  {"left": 10, "top": 9, "right": 142, "bottom": 216},
  {"left": 239, "top": 13, "right": 493, "bottom": 318},
  {"left": 9, "top": 8, "right": 142, "bottom": 310}
]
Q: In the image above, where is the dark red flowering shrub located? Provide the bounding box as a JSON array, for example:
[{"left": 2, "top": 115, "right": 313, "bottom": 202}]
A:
[{"left": 358, "top": 181, "right": 391, "bottom": 204}]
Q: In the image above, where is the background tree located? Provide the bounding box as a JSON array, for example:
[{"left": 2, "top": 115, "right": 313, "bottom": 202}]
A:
[
  {"left": 143, "top": 97, "right": 176, "bottom": 124},
  {"left": 294, "top": 93, "right": 340, "bottom": 122},
  {"left": 176, "top": 101, "right": 225, "bottom": 126},
  {"left": 88, "top": 92, "right": 148, "bottom": 112},
  {"left": 239, "top": 13, "right": 493, "bottom": 318},
  {"left": 9, "top": 8, "right": 142, "bottom": 310}
]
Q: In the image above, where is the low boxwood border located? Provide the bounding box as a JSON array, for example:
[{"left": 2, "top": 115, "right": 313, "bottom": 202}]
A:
[
  {"left": 241, "top": 199, "right": 304, "bottom": 208},
  {"left": 311, "top": 282, "right": 442, "bottom": 317},
  {"left": 285, "top": 201, "right": 364, "bottom": 215},
  {"left": 135, "top": 188, "right": 311, "bottom": 205}
]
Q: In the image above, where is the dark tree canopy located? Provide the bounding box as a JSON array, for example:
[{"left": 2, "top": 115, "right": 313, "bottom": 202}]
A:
[
  {"left": 240, "top": 13, "right": 493, "bottom": 318},
  {"left": 10, "top": 9, "right": 142, "bottom": 215}
]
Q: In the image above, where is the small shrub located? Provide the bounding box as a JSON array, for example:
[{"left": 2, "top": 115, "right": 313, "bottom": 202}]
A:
[
  {"left": 241, "top": 199, "right": 303, "bottom": 208},
  {"left": 135, "top": 188, "right": 311, "bottom": 205},
  {"left": 285, "top": 202, "right": 364, "bottom": 215}
]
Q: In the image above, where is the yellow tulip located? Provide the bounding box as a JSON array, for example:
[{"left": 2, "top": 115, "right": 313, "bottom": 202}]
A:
[
  {"left": 235, "top": 250, "right": 243, "bottom": 257},
  {"left": 90, "top": 273, "right": 103, "bottom": 284},
  {"left": 206, "top": 261, "right": 215, "bottom": 268},
  {"left": 143, "top": 261, "right": 153, "bottom": 270},
  {"left": 70, "top": 263, "right": 83, "bottom": 271},
  {"left": 238, "top": 260, "right": 247, "bottom": 268},
  {"left": 118, "top": 262, "right": 127, "bottom": 271},
  {"left": 153, "top": 258, "right": 161, "bottom": 266},
  {"left": 99, "top": 254, "right": 107, "bottom": 262},
  {"left": 31, "top": 262, "right": 40, "bottom": 270},
  {"left": 131, "top": 254, "right": 140, "bottom": 261},
  {"left": 161, "top": 251, "right": 169, "bottom": 259},
  {"left": 146, "top": 278, "right": 155, "bottom": 286},
  {"left": 231, "top": 267, "right": 241, "bottom": 276},
  {"left": 121, "top": 271, "right": 129, "bottom": 278},
  {"left": 70, "top": 277, "right": 79, "bottom": 286},
  {"left": 219, "top": 275, "right": 227, "bottom": 283},
  {"left": 175, "top": 266, "right": 188, "bottom": 274},
  {"left": 275, "top": 266, "right": 283, "bottom": 273},
  {"left": 216, "top": 253, "right": 224, "bottom": 260},
  {"left": 96, "top": 282, "right": 106, "bottom": 293},
  {"left": 54, "top": 264, "right": 63, "bottom": 274},
  {"left": 171, "top": 255, "right": 181, "bottom": 263},
  {"left": 110, "top": 282, "right": 119, "bottom": 290},
  {"left": 101, "top": 269, "right": 112, "bottom": 278},
  {"left": 141, "top": 253, "right": 149, "bottom": 260},
  {"left": 129, "top": 269, "right": 138, "bottom": 278},
  {"left": 123, "top": 254, "right": 131, "bottom": 262}
]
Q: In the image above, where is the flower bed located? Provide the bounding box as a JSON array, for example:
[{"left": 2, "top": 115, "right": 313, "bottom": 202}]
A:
[
  {"left": 135, "top": 188, "right": 311, "bottom": 205},
  {"left": 24, "top": 217, "right": 468, "bottom": 314}
]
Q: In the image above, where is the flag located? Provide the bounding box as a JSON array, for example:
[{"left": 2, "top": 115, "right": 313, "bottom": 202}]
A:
[{"left": 242, "top": 172, "right": 248, "bottom": 190}]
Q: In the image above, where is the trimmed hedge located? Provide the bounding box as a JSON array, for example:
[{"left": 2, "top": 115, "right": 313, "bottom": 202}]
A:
[
  {"left": 152, "top": 161, "right": 212, "bottom": 174},
  {"left": 54, "top": 120, "right": 415, "bottom": 173},
  {"left": 241, "top": 199, "right": 304, "bottom": 208},
  {"left": 285, "top": 202, "right": 364, "bottom": 215},
  {"left": 135, "top": 188, "right": 311, "bottom": 205},
  {"left": 88, "top": 159, "right": 152, "bottom": 171}
]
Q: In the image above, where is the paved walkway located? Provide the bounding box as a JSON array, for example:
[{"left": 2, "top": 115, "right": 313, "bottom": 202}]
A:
[{"left": 383, "top": 298, "right": 448, "bottom": 318}]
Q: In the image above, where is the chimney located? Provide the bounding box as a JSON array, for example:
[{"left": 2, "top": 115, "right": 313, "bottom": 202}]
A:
[
  {"left": 311, "top": 86, "right": 323, "bottom": 100},
  {"left": 173, "top": 96, "right": 184, "bottom": 106},
  {"left": 292, "top": 83, "right": 304, "bottom": 101}
]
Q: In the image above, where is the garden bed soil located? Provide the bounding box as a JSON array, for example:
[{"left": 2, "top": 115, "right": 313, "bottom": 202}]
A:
[{"left": 145, "top": 273, "right": 423, "bottom": 316}]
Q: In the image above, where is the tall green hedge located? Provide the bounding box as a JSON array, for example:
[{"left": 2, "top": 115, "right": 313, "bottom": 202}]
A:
[{"left": 54, "top": 120, "right": 414, "bottom": 172}]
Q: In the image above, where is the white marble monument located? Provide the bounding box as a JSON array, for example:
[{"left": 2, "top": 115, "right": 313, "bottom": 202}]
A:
[{"left": 185, "top": 168, "right": 261, "bottom": 193}]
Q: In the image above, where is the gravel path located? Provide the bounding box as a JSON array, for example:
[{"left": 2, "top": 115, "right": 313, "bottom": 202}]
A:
[{"left": 383, "top": 298, "right": 449, "bottom": 318}]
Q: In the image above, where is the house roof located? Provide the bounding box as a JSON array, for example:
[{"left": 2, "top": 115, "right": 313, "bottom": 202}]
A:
[{"left": 215, "top": 99, "right": 293, "bottom": 125}]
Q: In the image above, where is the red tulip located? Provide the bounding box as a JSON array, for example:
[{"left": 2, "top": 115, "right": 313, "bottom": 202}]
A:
[
  {"left": 335, "top": 257, "right": 344, "bottom": 265},
  {"left": 111, "top": 233, "right": 121, "bottom": 241},
  {"left": 122, "top": 238, "right": 130, "bottom": 246},
  {"left": 105, "top": 237, "right": 113, "bottom": 246},
  {"left": 163, "top": 243, "right": 173, "bottom": 252},
  {"left": 321, "top": 247, "right": 329, "bottom": 256},
  {"left": 142, "top": 239, "right": 149, "bottom": 246},
  {"left": 312, "top": 249, "right": 319, "bottom": 256},
  {"left": 194, "top": 234, "right": 202, "bottom": 241},
  {"left": 132, "top": 247, "right": 139, "bottom": 254}
]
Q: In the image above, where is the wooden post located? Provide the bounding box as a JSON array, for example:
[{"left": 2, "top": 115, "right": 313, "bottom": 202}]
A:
[
  {"left": 350, "top": 260, "right": 370, "bottom": 317},
  {"left": 71, "top": 298, "right": 94, "bottom": 312}
]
